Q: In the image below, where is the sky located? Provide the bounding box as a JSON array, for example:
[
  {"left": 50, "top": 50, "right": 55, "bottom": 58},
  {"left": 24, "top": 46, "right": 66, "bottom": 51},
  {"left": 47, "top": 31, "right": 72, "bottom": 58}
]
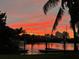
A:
[{"left": 0, "top": 0, "right": 74, "bottom": 38}]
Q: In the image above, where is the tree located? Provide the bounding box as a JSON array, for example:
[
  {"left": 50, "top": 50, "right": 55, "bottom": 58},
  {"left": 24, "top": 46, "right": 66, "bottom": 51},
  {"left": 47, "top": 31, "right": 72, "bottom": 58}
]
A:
[
  {"left": 0, "top": 11, "right": 25, "bottom": 54},
  {"left": 43, "top": 0, "right": 79, "bottom": 51},
  {"left": 62, "top": 31, "right": 70, "bottom": 51},
  {"left": 62, "top": 31, "right": 70, "bottom": 39},
  {"left": 55, "top": 31, "right": 63, "bottom": 39}
]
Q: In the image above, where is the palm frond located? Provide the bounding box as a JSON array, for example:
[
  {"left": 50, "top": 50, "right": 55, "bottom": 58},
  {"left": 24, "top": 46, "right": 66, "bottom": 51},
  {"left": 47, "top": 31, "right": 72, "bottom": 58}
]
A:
[
  {"left": 61, "top": 0, "right": 67, "bottom": 9},
  {"left": 43, "top": 0, "right": 59, "bottom": 14},
  {"left": 52, "top": 8, "right": 64, "bottom": 31},
  {"left": 0, "top": 12, "right": 6, "bottom": 19}
]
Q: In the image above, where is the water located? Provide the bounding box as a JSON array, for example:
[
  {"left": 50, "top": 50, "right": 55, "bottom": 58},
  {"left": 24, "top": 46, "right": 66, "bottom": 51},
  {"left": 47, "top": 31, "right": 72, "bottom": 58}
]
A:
[{"left": 20, "top": 43, "right": 75, "bottom": 55}]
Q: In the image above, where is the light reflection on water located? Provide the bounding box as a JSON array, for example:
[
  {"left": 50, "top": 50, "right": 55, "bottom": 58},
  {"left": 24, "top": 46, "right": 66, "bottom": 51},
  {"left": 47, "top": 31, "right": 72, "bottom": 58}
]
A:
[{"left": 20, "top": 43, "right": 75, "bottom": 55}]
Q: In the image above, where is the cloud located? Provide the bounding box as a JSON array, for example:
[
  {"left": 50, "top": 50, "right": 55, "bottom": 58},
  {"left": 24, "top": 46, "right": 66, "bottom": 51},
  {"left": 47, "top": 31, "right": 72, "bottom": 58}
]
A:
[
  {"left": 0, "top": 0, "right": 73, "bottom": 37},
  {"left": 9, "top": 20, "right": 52, "bottom": 35},
  {"left": 9, "top": 20, "right": 73, "bottom": 38}
]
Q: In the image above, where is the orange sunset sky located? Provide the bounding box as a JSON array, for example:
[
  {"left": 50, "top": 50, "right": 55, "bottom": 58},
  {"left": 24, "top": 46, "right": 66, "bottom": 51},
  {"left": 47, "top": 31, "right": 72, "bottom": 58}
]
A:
[{"left": 0, "top": 0, "right": 74, "bottom": 38}]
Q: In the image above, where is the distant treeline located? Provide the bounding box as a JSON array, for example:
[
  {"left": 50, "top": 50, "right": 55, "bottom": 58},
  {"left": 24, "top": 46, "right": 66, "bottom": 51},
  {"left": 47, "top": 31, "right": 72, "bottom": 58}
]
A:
[{"left": 20, "top": 33, "right": 76, "bottom": 44}]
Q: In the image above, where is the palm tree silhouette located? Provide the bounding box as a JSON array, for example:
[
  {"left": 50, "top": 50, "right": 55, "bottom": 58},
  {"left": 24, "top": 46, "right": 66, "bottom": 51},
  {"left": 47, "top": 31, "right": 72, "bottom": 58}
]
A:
[
  {"left": 43, "top": 0, "right": 79, "bottom": 51},
  {"left": 0, "top": 11, "right": 26, "bottom": 54}
]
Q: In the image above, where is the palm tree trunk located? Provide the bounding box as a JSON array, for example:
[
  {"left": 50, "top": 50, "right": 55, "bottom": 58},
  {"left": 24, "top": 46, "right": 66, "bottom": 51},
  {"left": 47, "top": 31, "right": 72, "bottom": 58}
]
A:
[
  {"left": 72, "top": 25, "right": 78, "bottom": 51},
  {"left": 24, "top": 39, "right": 25, "bottom": 55},
  {"left": 74, "top": 34, "right": 78, "bottom": 51},
  {"left": 64, "top": 37, "right": 66, "bottom": 51},
  {"left": 45, "top": 38, "right": 47, "bottom": 51}
]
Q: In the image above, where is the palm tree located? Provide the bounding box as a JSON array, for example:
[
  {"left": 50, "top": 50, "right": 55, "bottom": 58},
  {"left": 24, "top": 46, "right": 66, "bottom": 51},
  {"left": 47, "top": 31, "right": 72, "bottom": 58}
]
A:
[
  {"left": 43, "top": 0, "right": 79, "bottom": 51},
  {"left": 0, "top": 11, "right": 24, "bottom": 54}
]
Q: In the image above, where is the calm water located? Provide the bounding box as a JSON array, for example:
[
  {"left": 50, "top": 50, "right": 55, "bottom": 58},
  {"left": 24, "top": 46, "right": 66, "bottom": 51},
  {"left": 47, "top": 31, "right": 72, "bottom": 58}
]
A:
[{"left": 20, "top": 43, "right": 77, "bottom": 55}]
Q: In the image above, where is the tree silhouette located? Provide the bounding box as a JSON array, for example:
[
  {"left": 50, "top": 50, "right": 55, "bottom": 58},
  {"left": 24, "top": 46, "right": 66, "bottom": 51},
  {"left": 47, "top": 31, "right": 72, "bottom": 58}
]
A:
[
  {"left": 62, "top": 31, "right": 70, "bottom": 39},
  {"left": 43, "top": 0, "right": 79, "bottom": 51},
  {"left": 62, "top": 31, "right": 70, "bottom": 51},
  {"left": 0, "top": 11, "right": 24, "bottom": 54},
  {"left": 55, "top": 31, "right": 63, "bottom": 39}
]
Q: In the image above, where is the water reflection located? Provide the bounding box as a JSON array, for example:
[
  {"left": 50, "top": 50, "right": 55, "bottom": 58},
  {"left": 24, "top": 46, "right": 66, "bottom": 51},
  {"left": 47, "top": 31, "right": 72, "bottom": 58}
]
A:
[{"left": 20, "top": 43, "right": 75, "bottom": 54}]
